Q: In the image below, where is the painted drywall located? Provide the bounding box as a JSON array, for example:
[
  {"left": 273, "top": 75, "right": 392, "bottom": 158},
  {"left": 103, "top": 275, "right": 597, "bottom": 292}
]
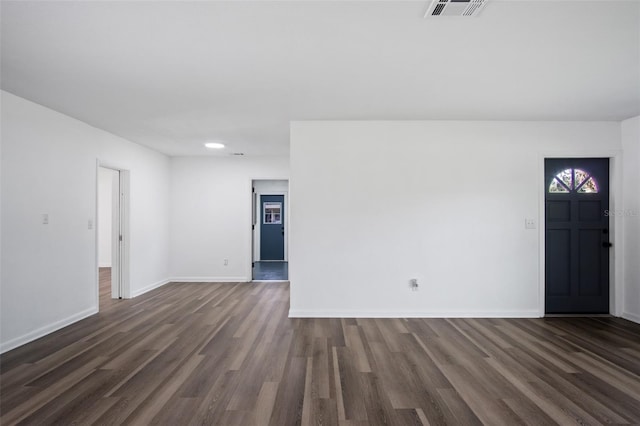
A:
[
  {"left": 290, "top": 121, "right": 622, "bottom": 317},
  {"left": 97, "top": 167, "right": 115, "bottom": 267},
  {"left": 170, "top": 157, "right": 289, "bottom": 281},
  {"left": 253, "top": 179, "right": 289, "bottom": 193},
  {"left": 0, "top": 91, "right": 171, "bottom": 352},
  {"left": 253, "top": 179, "right": 289, "bottom": 262},
  {"left": 622, "top": 115, "right": 640, "bottom": 323}
]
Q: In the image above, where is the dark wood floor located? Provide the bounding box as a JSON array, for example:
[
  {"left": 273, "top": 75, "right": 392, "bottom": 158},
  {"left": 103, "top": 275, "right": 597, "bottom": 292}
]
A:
[
  {"left": 99, "top": 267, "right": 120, "bottom": 311},
  {"left": 253, "top": 261, "right": 288, "bottom": 281},
  {"left": 1, "top": 282, "right": 640, "bottom": 425}
]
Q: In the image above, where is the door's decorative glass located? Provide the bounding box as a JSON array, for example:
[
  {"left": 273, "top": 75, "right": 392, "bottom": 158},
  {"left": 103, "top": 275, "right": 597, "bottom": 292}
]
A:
[
  {"left": 549, "top": 178, "right": 570, "bottom": 193},
  {"left": 557, "top": 169, "right": 573, "bottom": 189},
  {"left": 577, "top": 177, "right": 598, "bottom": 193},
  {"left": 263, "top": 202, "right": 282, "bottom": 224},
  {"left": 548, "top": 168, "right": 599, "bottom": 194},
  {"left": 574, "top": 169, "right": 589, "bottom": 188}
]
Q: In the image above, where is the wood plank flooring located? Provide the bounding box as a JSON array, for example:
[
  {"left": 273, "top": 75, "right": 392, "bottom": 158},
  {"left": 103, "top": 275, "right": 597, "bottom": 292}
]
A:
[
  {"left": 99, "top": 267, "right": 120, "bottom": 311},
  {"left": 2, "top": 282, "right": 640, "bottom": 425}
]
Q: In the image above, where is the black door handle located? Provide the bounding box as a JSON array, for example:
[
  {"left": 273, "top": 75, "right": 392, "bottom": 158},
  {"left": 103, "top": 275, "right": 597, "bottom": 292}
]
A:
[{"left": 602, "top": 242, "right": 613, "bottom": 248}]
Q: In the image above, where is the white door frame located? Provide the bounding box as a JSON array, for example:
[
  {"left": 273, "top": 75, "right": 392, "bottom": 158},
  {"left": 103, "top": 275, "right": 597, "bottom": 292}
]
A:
[
  {"left": 538, "top": 150, "right": 623, "bottom": 317},
  {"left": 248, "top": 179, "right": 289, "bottom": 281},
  {"left": 96, "top": 161, "right": 131, "bottom": 307}
]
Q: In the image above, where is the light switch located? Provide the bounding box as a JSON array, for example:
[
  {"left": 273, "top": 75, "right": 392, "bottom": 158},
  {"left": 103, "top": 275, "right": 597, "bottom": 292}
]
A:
[{"left": 525, "top": 218, "right": 536, "bottom": 229}]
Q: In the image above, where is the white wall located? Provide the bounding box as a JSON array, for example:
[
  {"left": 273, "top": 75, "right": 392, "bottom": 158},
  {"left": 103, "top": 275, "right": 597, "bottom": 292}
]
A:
[
  {"left": 622, "top": 116, "right": 640, "bottom": 323},
  {"left": 0, "top": 91, "right": 171, "bottom": 352},
  {"left": 253, "top": 179, "right": 289, "bottom": 261},
  {"left": 97, "top": 167, "right": 115, "bottom": 267},
  {"left": 290, "top": 121, "right": 622, "bottom": 317},
  {"left": 170, "top": 156, "right": 289, "bottom": 281}
]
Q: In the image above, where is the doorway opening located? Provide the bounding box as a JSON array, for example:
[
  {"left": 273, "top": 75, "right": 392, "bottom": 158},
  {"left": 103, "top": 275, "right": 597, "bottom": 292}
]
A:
[
  {"left": 252, "top": 180, "right": 289, "bottom": 281},
  {"left": 97, "top": 165, "right": 130, "bottom": 310},
  {"left": 544, "top": 158, "right": 611, "bottom": 314}
]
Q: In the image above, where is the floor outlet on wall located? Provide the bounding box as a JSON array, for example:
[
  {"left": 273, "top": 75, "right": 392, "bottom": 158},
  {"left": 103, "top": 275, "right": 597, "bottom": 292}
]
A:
[{"left": 410, "top": 278, "right": 419, "bottom": 291}]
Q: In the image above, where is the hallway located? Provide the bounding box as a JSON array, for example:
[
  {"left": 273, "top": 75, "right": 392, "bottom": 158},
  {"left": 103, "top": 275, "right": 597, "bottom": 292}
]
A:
[{"left": 253, "top": 261, "right": 288, "bottom": 281}]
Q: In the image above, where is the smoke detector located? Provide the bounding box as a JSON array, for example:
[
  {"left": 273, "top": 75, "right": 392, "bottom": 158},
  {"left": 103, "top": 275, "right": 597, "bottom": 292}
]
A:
[{"left": 425, "top": 0, "right": 487, "bottom": 17}]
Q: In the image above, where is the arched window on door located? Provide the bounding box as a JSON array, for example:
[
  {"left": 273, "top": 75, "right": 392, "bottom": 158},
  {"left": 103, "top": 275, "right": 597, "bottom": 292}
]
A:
[{"left": 548, "top": 168, "right": 599, "bottom": 193}]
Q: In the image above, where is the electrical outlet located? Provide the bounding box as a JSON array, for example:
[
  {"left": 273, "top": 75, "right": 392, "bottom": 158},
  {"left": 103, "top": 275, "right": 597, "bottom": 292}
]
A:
[
  {"left": 223, "top": 259, "right": 229, "bottom": 266},
  {"left": 42, "top": 214, "right": 49, "bottom": 225},
  {"left": 88, "top": 219, "right": 93, "bottom": 230},
  {"left": 409, "top": 278, "right": 419, "bottom": 291},
  {"left": 525, "top": 218, "right": 536, "bottom": 230}
]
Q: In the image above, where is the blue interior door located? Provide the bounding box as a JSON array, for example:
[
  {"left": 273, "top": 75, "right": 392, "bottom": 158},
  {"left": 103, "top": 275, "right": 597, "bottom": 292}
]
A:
[
  {"left": 260, "top": 195, "right": 285, "bottom": 260},
  {"left": 545, "top": 158, "right": 610, "bottom": 314}
]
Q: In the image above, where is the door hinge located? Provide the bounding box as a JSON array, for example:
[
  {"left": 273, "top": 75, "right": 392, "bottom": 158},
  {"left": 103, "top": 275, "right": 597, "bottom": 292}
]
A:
[
  {"left": 252, "top": 224, "right": 255, "bottom": 230},
  {"left": 119, "top": 235, "right": 123, "bottom": 241},
  {"left": 252, "top": 262, "right": 255, "bottom": 268}
]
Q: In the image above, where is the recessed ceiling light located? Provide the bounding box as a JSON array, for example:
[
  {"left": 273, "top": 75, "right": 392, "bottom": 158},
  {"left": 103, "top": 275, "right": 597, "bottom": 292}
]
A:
[{"left": 204, "top": 142, "right": 225, "bottom": 149}]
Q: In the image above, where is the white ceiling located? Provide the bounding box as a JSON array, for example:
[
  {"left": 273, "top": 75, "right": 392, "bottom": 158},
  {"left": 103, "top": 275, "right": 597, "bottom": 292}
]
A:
[{"left": 2, "top": 1, "right": 639, "bottom": 157}]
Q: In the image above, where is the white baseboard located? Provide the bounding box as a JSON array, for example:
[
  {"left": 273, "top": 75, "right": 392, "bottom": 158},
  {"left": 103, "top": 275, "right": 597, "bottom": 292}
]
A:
[
  {"left": 288, "top": 309, "right": 541, "bottom": 318},
  {"left": 98, "top": 262, "right": 112, "bottom": 268},
  {"left": 0, "top": 306, "right": 98, "bottom": 354},
  {"left": 130, "top": 278, "right": 171, "bottom": 298},
  {"left": 169, "top": 277, "right": 249, "bottom": 283},
  {"left": 622, "top": 311, "right": 640, "bottom": 324}
]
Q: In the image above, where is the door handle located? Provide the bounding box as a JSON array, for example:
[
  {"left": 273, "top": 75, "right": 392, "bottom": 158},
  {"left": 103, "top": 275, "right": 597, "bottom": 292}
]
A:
[{"left": 602, "top": 242, "right": 613, "bottom": 248}]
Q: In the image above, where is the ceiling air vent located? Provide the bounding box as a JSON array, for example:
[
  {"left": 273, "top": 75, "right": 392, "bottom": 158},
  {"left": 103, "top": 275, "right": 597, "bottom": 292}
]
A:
[{"left": 425, "top": 0, "right": 487, "bottom": 17}]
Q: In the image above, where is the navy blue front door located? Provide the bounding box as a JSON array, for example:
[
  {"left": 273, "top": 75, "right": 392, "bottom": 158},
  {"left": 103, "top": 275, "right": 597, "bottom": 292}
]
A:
[
  {"left": 260, "top": 195, "right": 284, "bottom": 260},
  {"left": 545, "top": 158, "right": 610, "bottom": 314}
]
